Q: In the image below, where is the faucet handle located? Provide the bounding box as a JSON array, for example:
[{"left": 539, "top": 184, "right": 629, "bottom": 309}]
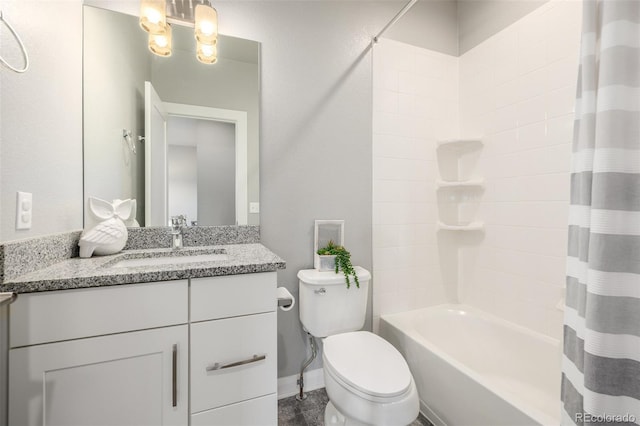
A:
[{"left": 171, "top": 215, "right": 187, "bottom": 227}]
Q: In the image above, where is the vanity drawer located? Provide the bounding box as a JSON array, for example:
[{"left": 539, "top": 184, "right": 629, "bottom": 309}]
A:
[
  {"left": 190, "top": 312, "right": 277, "bottom": 413},
  {"left": 191, "top": 393, "right": 276, "bottom": 426},
  {"left": 10, "top": 280, "right": 188, "bottom": 348},
  {"left": 190, "top": 272, "right": 276, "bottom": 322}
]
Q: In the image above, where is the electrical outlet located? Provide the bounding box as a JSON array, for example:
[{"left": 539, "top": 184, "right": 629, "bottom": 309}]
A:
[
  {"left": 249, "top": 202, "right": 260, "bottom": 214},
  {"left": 16, "top": 191, "right": 32, "bottom": 230}
]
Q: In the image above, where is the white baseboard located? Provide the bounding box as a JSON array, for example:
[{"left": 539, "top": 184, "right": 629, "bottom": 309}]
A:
[
  {"left": 420, "top": 399, "right": 445, "bottom": 426},
  {"left": 277, "top": 368, "right": 325, "bottom": 400}
]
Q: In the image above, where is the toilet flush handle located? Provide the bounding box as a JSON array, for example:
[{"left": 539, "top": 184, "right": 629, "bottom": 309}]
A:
[{"left": 314, "top": 288, "right": 327, "bottom": 295}]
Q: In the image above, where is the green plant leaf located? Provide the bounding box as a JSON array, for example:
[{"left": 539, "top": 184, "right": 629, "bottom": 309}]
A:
[{"left": 317, "top": 240, "right": 359, "bottom": 289}]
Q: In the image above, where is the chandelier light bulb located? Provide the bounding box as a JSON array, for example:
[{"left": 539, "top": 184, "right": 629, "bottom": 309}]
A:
[
  {"left": 197, "top": 41, "right": 217, "bottom": 64},
  {"left": 149, "top": 24, "right": 172, "bottom": 57},
  {"left": 194, "top": 4, "right": 218, "bottom": 45},
  {"left": 139, "top": 0, "right": 167, "bottom": 34}
]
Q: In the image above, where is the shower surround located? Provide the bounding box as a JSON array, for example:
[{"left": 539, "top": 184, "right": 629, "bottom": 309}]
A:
[
  {"left": 373, "top": 0, "right": 582, "bottom": 343},
  {"left": 372, "top": 2, "right": 581, "bottom": 423}
]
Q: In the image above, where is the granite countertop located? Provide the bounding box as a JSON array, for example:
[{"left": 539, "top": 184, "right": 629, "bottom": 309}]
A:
[{"left": 0, "top": 243, "right": 286, "bottom": 294}]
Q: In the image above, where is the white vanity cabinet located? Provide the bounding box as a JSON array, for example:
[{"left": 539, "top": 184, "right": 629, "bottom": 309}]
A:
[
  {"left": 8, "top": 280, "right": 189, "bottom": 426},
  {"left": 7, "top": 272, "right": 278, "bottom": 426}
]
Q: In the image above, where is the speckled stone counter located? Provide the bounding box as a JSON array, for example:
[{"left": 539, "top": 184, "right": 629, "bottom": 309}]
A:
[
  {"left": 0, "top": 244, "right": 285, "bottom": 294},
  {"left": 0, "top": 225, "right": 284, "bottom": 294}
]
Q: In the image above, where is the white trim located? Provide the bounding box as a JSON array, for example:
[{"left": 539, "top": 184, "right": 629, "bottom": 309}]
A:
[
  {"left": 566, "top": 258, "right": 640, "bottom": 298},
  {"left": 585, "top": 270, "right": 640, "bottom": 298},
  {"left": 164, "top": 102, "right": 249, "bottom": 225},
  {"left": 564, "top": 305, "right": 585, "bottom": 340},
  {"left": 420, "top": 400, "right": 446, "bottom": 426},
  {"left": 572, "top": 148, "right": 640, "bottom": 174},
  {"left": 277, "top": 368, "right": 325, "bottom": 400},
  {"left": 584, "top": 329, "right": 640, "bottom": 362},
  {"left": 566, "top": 256, "right": 588, "bottom": 284},
  {"left": 144, "top": 81, "right": 169, "bottom": 226},
  {"left": 602, "top": 20, "right": 640, "bottom": 50},
  {"left": 581, "top": 86, "right": 640, "bottom": 115},
  {"left": 562, "top": 354, "right": 585, "bottom": 395},
  {"left": 569, "top": 206, "right": 640, "bottom": 236},
  {"left": 591, "top": 209, "right": 640, "bottom": 236},
  {"left": 568, "top": 205, "right": 591, "bottom": 228}
]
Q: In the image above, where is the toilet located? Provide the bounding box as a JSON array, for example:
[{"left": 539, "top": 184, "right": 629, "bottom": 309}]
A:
[{"left": 298, "top": 267, "right": 419, "bottom": 426}]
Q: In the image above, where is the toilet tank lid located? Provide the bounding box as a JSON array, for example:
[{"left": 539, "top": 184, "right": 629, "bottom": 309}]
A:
[{"left": 298, "top": 266, "right": 371, "bottom": 285}]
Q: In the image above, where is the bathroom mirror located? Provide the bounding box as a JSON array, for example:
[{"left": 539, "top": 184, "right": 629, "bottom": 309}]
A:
[{"left": 82, "top": 5, "right": 260, "bottom": 227}]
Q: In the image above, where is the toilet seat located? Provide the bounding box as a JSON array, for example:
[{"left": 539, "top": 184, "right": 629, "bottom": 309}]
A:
[{"left": 323, "top": 331, "right": 412, "bottom": 401}]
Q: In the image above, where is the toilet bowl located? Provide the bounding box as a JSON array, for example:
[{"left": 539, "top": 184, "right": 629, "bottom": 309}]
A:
[
  {"left": 298, "top": 268, "right": 419, "bottom": 426},
  {"left": 322, "top": 331, "right": 419, "bottom": 426}
]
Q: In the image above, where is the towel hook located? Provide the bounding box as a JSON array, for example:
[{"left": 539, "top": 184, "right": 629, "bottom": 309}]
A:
[
  {"left": 0, "top": 10, "right": 29, "bottom": 73},
  {"left": 123, "top": 129, "right": 137, "bottom": 155}
]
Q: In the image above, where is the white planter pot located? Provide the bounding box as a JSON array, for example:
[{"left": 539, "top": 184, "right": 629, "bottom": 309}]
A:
[{"left": 318, "top": 255, "right": 338, "bottom": 272}]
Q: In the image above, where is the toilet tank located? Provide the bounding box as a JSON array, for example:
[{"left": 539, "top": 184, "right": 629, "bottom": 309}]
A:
[{"left": 298, "top": 266, "right": 371, "bottom": 338}]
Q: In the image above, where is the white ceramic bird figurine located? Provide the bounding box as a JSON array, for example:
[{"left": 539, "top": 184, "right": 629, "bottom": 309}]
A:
[
  {"left": 79, "top": 217, "right": 127, "bottom": 258},
  {"left": 79, "top": 197, "right": 135, "bottom": 258}
]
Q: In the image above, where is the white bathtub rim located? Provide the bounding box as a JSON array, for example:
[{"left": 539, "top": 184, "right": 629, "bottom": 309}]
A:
[
  {"left": 383, "top": 303, "right": 560, "bottom": 347},
  {"left": 380, "top": 304, "right": 560, "bottom": 426}
]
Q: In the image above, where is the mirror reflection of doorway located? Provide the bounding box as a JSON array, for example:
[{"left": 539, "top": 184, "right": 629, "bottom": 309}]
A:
[
  {"left": 167, "top": 117, "right": 236, "bottom": 226},
  {"left": 145, "top": 81, "right": 249, "bottom": 226}
]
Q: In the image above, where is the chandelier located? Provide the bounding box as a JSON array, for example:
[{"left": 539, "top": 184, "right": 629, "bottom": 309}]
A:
[{"left": 139, "top": 0, "right": 218, "bottom": 64}]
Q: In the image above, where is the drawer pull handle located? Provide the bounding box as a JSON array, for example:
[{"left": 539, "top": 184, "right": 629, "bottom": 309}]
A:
[
  {"left": 206, "top": 354, "right": 266, "bottom": 372},
  {"left": 172, "top": 344, "right": 178, "bottom": 407}
]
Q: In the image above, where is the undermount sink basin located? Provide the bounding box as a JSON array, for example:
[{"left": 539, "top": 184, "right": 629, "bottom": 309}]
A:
[{"left": 108, "top": 251, "right": 228, "bottom": 268}]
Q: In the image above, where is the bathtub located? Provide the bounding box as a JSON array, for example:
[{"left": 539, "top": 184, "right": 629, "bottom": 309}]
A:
[{"left": 379, "top": 304, "right": 561, "bottom": 426}]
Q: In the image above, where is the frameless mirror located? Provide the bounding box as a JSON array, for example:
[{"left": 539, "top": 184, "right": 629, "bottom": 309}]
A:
[{"left": 83, "top": 5, "right": 260, "bottom": 227}]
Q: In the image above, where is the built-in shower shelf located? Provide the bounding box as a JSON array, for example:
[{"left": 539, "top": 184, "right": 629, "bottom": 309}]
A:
[
  {"left": 437, "top": 139, "right": 483, "bottom": 151},
  {"left": 437, "top": 221, "right": 484, "bottom": 231},
  {"left": 436, "top": 179, "right": 484, "bottom": 189}
]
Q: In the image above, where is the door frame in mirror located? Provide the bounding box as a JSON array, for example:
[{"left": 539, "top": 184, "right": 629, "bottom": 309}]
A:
[{"left": 153, "top": 102, "right": 248, "bottom": 226}]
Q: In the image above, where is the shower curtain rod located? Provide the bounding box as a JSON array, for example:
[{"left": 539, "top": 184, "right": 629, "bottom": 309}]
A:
[{"left": 373, "top": 0, "right": 419, "bottom": 43}]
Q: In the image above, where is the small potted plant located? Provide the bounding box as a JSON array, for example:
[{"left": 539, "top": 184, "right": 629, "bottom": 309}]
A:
[{"left": 316, "top": 240, "right": 359, "bottom": 289}]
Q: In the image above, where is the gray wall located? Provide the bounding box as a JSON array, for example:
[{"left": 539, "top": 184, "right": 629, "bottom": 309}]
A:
[
  {"left": 218, "top": 1, "right": 392, "bottom": 377},
  {"left": 385, "top": 0, "right": 458, "bottom": 55},
  {"left": 0, "top": 0, "right": 83, "bottom": 241},
  {"left": 457, "top": 0, "right": 550, "bottom": 53},
  {"left": 385, "top": 0, "right": 550, "bottom": 56},
  {"left": 167, "top": 144, "right": 199, "bottom": 223},
  {"left": 196, "top": 120, "right": 236, "bottom": 226},
  {"left": 167, "top": 117, "right": 237, "bottom": 226}
]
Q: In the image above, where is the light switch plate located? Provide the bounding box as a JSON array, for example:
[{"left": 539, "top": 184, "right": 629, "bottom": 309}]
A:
[
  {"left": 16, "top": 191, "right": 33, "bottom": 230},
  {"left": 249, "top": 202, "right": 260, "bottom": 214}
]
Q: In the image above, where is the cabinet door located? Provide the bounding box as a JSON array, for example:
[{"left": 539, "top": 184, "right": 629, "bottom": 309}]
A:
[{"left": 9, "top": 325, "right": 188, "bottom": 426}]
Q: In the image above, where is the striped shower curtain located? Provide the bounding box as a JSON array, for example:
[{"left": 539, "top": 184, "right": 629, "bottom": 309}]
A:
[{"left": 561, "top": 0, "right": 640, "bottom": 425}]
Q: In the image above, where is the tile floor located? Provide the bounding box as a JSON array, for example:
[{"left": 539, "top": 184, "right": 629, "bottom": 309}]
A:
[{"left": 278, "top": 388, "right": 433, "bottom": 426}]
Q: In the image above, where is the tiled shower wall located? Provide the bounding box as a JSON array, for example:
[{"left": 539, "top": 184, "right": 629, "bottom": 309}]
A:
[
  {"left": 372, "top": 0, "right": 582, "bottom": 340},
  {"left": 458, "top": 0, "right": 582, "bottom": 340},
  {"left": 372, "top": 39, "right": 459, "bottom": 330}
]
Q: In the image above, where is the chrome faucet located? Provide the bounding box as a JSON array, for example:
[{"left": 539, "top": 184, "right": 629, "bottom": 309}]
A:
[{"left": 170, "top": 215, "right": 187, "bottom": 249}]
